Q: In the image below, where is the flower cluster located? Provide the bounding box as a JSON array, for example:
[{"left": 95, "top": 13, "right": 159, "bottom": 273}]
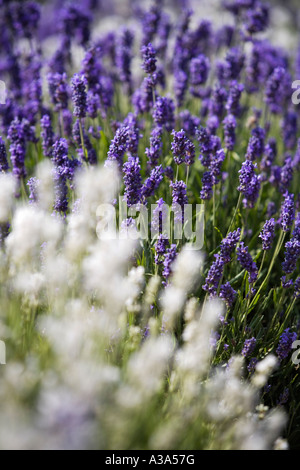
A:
[{"left": 0, "top": 0, "right": 296, "bottom": 451}]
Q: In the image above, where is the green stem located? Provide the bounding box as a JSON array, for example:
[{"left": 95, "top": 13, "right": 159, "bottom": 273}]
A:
[
  {"left": 250, "top": 231, "right": 286, "bottom": 309},
  {"left": 213, "top": 188, "right": 216, "bottom": 250},
  {"left": 186, "top": 166, "right": 190, "bottom": 187},
  {"left": 79, "top": 119, "right": 88, "bottom": 163},
  {"left": 227, "top": 192, "right": 242, "bottom": 236},
  {"left": 20, "top": 178, "right": 28, "bottom": 201},
  {"left": 279, "top": 298, "right": 296, "bottom": 334},
  {"left": 257, "top": 250, "right": 266, "bottom": 281}
]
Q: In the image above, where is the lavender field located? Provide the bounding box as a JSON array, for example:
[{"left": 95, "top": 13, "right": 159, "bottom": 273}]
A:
[{"left": 0, "top": 0, "right": 299, "bottom": 450}]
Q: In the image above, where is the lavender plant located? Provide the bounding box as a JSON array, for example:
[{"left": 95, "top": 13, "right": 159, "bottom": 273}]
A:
[{"left": 0, "top": 0, "right": 298, "bottom": 451}]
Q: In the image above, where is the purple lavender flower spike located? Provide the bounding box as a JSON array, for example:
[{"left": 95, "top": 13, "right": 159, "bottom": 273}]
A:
[
  {"left": 238, "top": 160, "right": 261, "bottom": 209},
  {"left": 171, "top": 180, "right": 188, "bottom": 224},
  {"left": 141, "top": 165, "right": 164, "bottom": 200},
  {"left": 155, "top": 234, "right": 169, "bottom": 266},
  {"left": 52, "top": 138, "right": 69, "bottom": 168},
  {"left": 190, "top": 55, "right": 210, "bottom": 86},
  {"left": 203, "top": 254, "right": 225, "bottom": 296},
  {"left": 0, "top": 137, "right": 9, "bottom": 172},
  {"left": 276, "top": 328, "right": 297, "bottom": 361},
  {"left": 282, "top": 111, "right": 297, "bottom": 150},
  {"left": 244, "top": 1, "right": 270, "bottom": 35},
  {"left": 123, "top": 157, "right": 142, "bottom": 207},
  {"left": 179, "top": 110, "right": 200, "bottom": 138},
  {"left": 7, "top": 1, "right": 41, "bottom": 39},
  {"left": 224, "top": 47, "right": 245, "bottom": 81},
  {"left": 209, "top": 84, "right": 228, "bottom": 118},
  {"left": 292, "top": 213, "right": 300, "bottom": 242},
  {"left": 162, "top": 244, "right": 177, "bottom": 283},
  {"left": 62, "top": 110, "right": 73, "bottom": 140},
  {"left": 53, "top": 168, "right": 69, "bottom": 215},
  {"left": 171, "top": 130, "right": 195, "bottom": 167},
  {"left": 210, "top": 149, "right": 226, "bottom": 186},
  {"left": 152, "top": 197, "right": 169, "bottom": 236},
  {"left": 40, "top": 114, "right": 54, "bottom": 158},
  {"left": 246, "top": 127, "right": 265, "bottom": 162},
  {"left": 164, "top": 166, "right": 174, "bottom": 181},
  {"left": 279, "top": 155, "right": 294, "bottom": 194},
  {"left": 116, "top": 29, "right": 134, "bottom": 94},
  {"left": 220, "top": 282, "right": 237, "bottom": 308},
  {"left": 106, "top": 126, "right": 129, "bottom": 169},
  {"left": 282, "top": 239, "right": 300, "bottom": 275},
  {"left": 259, "top": 218, "right": 276, "bottom": 251},
  {"left": 8, "top": 119, "right": 27, "bottom": 180},
  {"left": 280, "top": 193, "right": 295, "bottom": 233},
  {"left": 172, "top": 130, "right": 187, "bottom": 166},
  {"left": 141, "top": 4, "right": 161, "bottom": 47},
  {"left": 242, "top": 337, "right": 256, "bottom": 358},
  {"left": 86, "top": 91, "right": 100, "bottom": 119},
  {"left": 220, "top": 228, "right": 241, "bottom": 264},
  {"left": 61, "top": 4, "right": 92, "bottom": 47},
  {"left": 141, "top": 43, "right": 157, "bottom": 76},
  {"left": 174, "top": 69, "right": 188, "bottom": 108},
  {"left": 281, "top": 276, "right": 294, "bottom": 289},
  {"left": 265, "top": 67, "right": 286, "bottom": 115},
  {"left": 153, "top": 96, "right": 175, "bottom": 132},
  {"left": 123, "top": 113, "right": 140, "bottom": 157},
  {"left": 133, "top": 77, "right": 155, "bottom": 114},
  {"left": 146, "top": 127, "right": 163, "bottom": 168},
  {"left": 226, "top": 81, "right": 244, "bottom": 116},
  {"left": 47, "top": 73, "right": 69, "bottom": 112},
  {"left": 196, "top": 126, "right": 213, "bottom": 167},
  {"left": 71, "top": 74, "right": 87, "bottom": 119},
  {"left": 27, "top": 177, "right": 39, "bottom": 204},
  {"left": 247, "top": 357, "right": 259, "bottom": 375},
  {"left": 237, "top": 242, "right": 258, "bottom": 285},
  {"left": 223, "top": 114, "right": 237, "bottom": 151},
  {"left": 261, "top": 138, "right": 277, "bottom": 172},
  {"left": 81, "top": 45, "right": 103, "bottom": 92},
  {"left": 207, "top": 115, "right": 219, "bottom": 135},
  {"left": 185, "top": 139, "right": 195, "bottom": 166},
  {"left": 52, "top": 138, "right": 81, "bottom": 182},
  {"left": 200, "top": 171, "right": 213, "bottom": 201}
]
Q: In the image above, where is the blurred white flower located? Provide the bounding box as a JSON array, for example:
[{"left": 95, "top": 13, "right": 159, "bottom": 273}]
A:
[
  {"left": 6, "top": 205, "right": 62, "bottom": 267},
  {"left": 0, "top": 174, "right": 17, "bottom": 223}
]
